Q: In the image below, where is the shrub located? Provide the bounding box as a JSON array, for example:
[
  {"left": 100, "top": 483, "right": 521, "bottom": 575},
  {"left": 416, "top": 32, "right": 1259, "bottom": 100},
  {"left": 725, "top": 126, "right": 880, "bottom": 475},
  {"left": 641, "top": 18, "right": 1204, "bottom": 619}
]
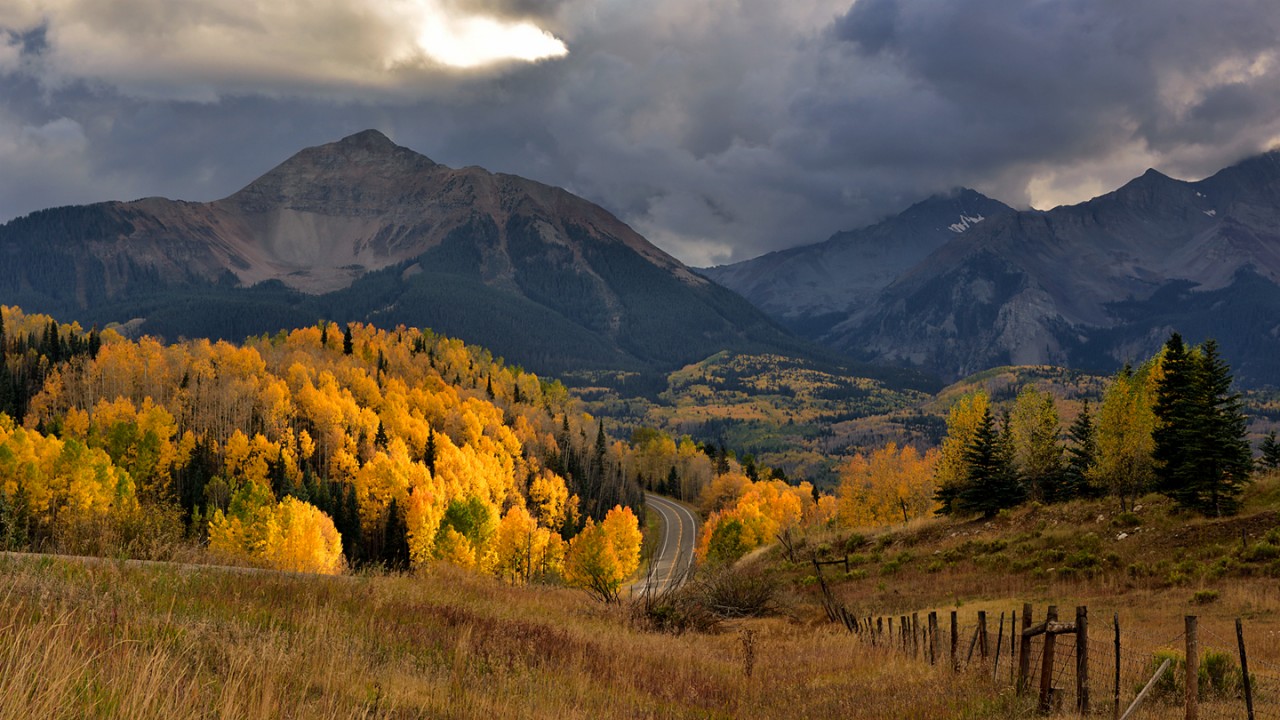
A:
[
  {"left": 1113, "top": 512, "right": 1142, "bottom": 528},
  {"left": 1240, "top": 541, "right": 1280, "bottom": 563},
  {"left": 1191, "top": 589, "right": 1219, "bottom": 604},
  {"left": 1143, "top": 649, "right": 1244, "bottom": 701},
  {"left": 690, "top": 563, "right": 780, "bottom": 619}
]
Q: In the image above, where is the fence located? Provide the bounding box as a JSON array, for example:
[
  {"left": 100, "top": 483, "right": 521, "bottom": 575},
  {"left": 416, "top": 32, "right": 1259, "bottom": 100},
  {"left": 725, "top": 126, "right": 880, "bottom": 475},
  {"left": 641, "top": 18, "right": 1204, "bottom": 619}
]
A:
[{"left": 813, "top": 560, "right": 1280, "bottom": 717}]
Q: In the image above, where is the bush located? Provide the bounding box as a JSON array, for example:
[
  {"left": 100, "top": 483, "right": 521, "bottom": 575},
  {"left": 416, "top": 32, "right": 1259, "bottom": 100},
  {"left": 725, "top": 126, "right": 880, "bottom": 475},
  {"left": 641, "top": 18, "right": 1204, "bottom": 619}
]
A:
[
  {"left": 1191, "top": 589, "right": 1219, "bottom": 604},
  {"left": 1240, "top": 541, "right": 1280, "bottom": 562},
  {"left": 689, "top": 563, "right": 780, "bottom": 619},
  {"left": 1113, "top": 512, "right": 1142, "bottom": 528},
  {"left": 1143, "top": 649, "right": 1244, "bottom": 702}
]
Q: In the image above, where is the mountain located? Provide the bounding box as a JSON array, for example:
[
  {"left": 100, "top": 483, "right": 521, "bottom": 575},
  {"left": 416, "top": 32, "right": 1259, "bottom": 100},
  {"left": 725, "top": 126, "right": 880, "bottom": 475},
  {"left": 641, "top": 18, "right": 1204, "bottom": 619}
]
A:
[
  {"left": 0, "top": 130, "right": 808, "bottom": 374},
  {"left": 701, "top": 189, "right": 1013, "bottom": 337},
  {"left": 714, "top": 152, "right": 1280, "bottom": 386}
]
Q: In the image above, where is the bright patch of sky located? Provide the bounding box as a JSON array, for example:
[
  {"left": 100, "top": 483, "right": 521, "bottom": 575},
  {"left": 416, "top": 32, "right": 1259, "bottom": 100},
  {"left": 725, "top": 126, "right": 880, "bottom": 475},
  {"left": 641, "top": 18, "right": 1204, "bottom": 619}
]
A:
[{"left": 404, "top": 3, "right": 568, "bottom": 69}]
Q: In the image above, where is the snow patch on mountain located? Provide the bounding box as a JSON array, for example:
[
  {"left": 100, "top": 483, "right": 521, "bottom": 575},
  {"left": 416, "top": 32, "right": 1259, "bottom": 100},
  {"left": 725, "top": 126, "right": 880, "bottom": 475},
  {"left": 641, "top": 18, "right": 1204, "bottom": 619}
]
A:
[{"left": 948, "top": 214, "right": 985, "bottom": 233}]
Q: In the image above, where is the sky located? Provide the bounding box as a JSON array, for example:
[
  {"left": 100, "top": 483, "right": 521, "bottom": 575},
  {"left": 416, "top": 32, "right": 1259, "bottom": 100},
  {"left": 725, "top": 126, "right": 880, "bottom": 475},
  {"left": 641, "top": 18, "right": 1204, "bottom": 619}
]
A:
[{"left": 2, "top": 0, "right": 1280, "bottom": 267}]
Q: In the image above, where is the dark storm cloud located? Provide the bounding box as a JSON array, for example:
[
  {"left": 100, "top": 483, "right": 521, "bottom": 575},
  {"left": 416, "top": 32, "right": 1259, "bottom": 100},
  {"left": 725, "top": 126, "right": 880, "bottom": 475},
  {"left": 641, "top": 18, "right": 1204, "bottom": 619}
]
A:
[
  {"left": 816, "top": 0, "right": 1280, "bottom": 209},
  {"left": 1, "top": 0, "right": 1280, "bottom": 266}
]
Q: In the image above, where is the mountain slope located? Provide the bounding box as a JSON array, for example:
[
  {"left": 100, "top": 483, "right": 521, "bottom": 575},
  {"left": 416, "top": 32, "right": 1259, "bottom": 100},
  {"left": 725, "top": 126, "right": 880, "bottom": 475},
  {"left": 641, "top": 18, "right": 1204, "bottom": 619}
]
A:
[
  {"left": 0, "top": 130, "right": 807, "bottom": 374},
  {"left": 701, "top": 189, "right": 1013, "bottom": 337},
  {"left": 828, "top": 152, "right": 1280, "bottom": 385}
]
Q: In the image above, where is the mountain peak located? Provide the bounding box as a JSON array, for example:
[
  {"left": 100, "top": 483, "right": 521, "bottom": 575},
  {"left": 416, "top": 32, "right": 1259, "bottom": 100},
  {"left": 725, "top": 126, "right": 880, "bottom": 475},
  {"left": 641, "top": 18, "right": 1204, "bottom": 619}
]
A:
[
  {"left": 225, "top": 130, "right": 438, "bottom": 213},
  {"left": 335, "top": 128, "right": 397, "bottom": 151}
]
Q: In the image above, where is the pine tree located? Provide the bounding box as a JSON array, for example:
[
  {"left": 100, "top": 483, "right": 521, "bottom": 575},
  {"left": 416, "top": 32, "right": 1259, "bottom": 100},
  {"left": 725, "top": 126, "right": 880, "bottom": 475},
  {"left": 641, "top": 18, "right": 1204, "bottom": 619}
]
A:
[
  {"left": 1261, "top": 431, "right": 1280, "bottom": 470},
  {"left": 1153, "top": 333, "right": 1198, "bottom": 504},
  {"left": 423, "top": 426, "right": 437, "bottom": 473},
  {"left": 1185, "top": 340, "right": 1252, "bottom": 515},
  {"left": 385, "top": 498, "right": 411, "bottom": 570},
  {"left": 342, "top": 324, "right": 354, "bottom": 355},
  {"left": 953, "top": 407, "right": 1023, "bottom": 518},
  {"left": 1154, "top": 335, "right": 1253, "bottom": 515},
  {"left": 319, "top": 321, "right": 328, "bottom": 348},
  {"left": 1064, "top": 400, "right": 1099, "bottom": 498}
]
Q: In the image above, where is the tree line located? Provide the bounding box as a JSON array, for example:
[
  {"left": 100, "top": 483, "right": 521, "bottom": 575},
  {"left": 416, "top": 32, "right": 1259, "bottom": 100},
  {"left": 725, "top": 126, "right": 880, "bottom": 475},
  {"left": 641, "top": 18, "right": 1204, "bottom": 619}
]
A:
[{"left": 933, "top": 333, "right": 1256, "bottom": 519}]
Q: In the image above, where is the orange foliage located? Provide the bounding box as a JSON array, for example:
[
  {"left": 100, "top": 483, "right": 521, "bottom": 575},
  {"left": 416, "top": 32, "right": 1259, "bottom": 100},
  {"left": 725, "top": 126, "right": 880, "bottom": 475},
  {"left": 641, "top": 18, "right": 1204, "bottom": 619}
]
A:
[{"left": 836, "top": 443, "right": 939, "bottom": 529}]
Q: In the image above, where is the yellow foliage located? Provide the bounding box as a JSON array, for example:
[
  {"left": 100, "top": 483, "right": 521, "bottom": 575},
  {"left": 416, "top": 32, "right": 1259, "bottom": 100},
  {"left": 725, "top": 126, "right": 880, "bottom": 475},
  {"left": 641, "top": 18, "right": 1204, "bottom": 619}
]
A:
[
  {"left": 433, "top": 526, "right": 478, "bottom": 569},
  {"left": 528, "top": 470, "right": 571, "bottom": 529},
  {"left": 208, "top": 496, "right": 343, "bottom": 574},
  {"left": 563, "top": 505, "right": 641, "bottom": 600},
  {"left": 935, "top": 391, "right": 989, "bottom": 500},
  {"left": 837, "top": 443, "right": 939, "bottom": 529},
  {"left": 0, "top": 416, "right": 136, "bottom": 527},
  {"left": 697, "top": 472, "right": 752, "bottom": 516},
  {"left": 491, "top": 505, "right": 565, "bottom": 583}
]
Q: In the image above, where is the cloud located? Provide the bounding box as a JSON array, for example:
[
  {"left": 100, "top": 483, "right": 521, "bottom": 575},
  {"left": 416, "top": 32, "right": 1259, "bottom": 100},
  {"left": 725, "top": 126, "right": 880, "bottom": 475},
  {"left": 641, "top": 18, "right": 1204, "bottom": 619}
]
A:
[
  {"left": 3, "top": 0, "right": 1280, "bottom": 268},
  {"left": 0, "top": 0, "right": 568, "bottom": 101}
]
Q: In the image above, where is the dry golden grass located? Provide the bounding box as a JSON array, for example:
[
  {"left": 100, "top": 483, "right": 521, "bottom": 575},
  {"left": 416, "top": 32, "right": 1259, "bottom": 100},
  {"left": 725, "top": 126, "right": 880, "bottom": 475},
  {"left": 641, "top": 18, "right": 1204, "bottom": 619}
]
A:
[
  {"left": 0, "top": 553, "right": 1029, "bottom": 720},
  {"left": 5, "top": 476, "right": 1276, "bottom": 718},
  {"left": 789, "top": 476, "right": 1280, "bottom": 718}
]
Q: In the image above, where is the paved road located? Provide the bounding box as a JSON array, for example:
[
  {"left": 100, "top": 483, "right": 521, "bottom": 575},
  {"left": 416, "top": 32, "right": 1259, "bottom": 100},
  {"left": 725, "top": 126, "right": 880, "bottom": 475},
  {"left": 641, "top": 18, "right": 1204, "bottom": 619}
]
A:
[{"left": 631, "top": 492, "right": 699, "bottom": 598}]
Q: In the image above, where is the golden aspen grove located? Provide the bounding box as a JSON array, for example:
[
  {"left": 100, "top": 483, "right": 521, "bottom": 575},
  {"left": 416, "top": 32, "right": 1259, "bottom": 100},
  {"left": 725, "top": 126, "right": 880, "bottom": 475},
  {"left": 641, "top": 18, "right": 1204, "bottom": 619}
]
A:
[{"left": 0, "top": 305, "right": 645, "bottom": 584}]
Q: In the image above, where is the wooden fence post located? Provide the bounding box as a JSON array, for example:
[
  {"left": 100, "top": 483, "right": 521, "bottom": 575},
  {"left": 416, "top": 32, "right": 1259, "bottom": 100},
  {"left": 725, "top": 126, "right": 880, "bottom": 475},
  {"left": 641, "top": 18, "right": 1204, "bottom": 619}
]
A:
[
  {"left": 1113, "top": 613, "right": 1121, "bottom": 720},
  {"left": 977, "top": 610, "right": 988, "bottom": 662},
  {"left": 888, "top": 616, "right": 894, "bottom": 648},
  {"left": 928, "top": 611, "right": 938, "bottom": 665},
  {"left": 1236, "top": 618, "right": 1255, "bottom": 720},
  {"left": 877, "top": 617, "right": 883, "bottom": 640},
  {"left": 1076, "top": 605, "right": 1089, "bottom": 714},
  {"left": 1017, "top": 603, "right": 1033, "bottom": 694},
  {"left": 1039, "top": 605, "right": 1058, "bottom": 714},
  {"left": 1011, "top": 609, "right": 1018, "bottom": 683},
  {"left": 1185, "top": 615, "right": 1198, "bottom": 720},
  {"left": 951, "top": 610, "right": 959, "bottom": 672},
  {"left": 912, "top": 612, "right": 920, "bottom": 658}
]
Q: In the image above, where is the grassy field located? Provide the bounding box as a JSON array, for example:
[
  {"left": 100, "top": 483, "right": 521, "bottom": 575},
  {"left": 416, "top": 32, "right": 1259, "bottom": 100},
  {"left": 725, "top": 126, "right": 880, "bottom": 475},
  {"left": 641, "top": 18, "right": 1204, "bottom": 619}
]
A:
[
  {"left": 787, "top": 472, "right": 1280, "bottom": 719},
  {"left": 0, "top": 553, "right": 1020, "bottom": 720},
  {"left": 4, "top": 476, "right": 1278, "bottom": 718}
]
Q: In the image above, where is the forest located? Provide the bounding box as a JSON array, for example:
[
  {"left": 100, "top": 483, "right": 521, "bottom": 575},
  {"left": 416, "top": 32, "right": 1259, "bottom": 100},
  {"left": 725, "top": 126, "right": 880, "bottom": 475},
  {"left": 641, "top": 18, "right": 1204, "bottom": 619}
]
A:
[{"left": 0, "top": 305, "right": 653, "bottom": 595}]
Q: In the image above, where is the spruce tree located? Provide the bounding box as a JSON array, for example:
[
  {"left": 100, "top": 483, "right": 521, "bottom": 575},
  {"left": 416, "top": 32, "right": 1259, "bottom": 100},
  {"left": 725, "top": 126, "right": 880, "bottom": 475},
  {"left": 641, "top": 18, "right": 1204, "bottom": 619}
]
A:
[
  {"left": 385, "top": 498, "right": 411, "bottom": 570},
  {"left": 1186, "top": 340, "right": 1252, "bottom": 515},
  {"left": 1153, "top": 333, "right": 1198, "bottom": 505},
  {"left": 423, "top": 426, "right": 437, "bottom": 473},
  {"left": 1154, "top": 335, "right": 1253, "bottom": 515},
  {"left": 1261, "top": 431, "right": 1280, "bottom": 470},
  {"left": 954, "top": 407, "right": 1023, "bottom": 518},
  {"left": 1064, "top": 400, "right": 1099, "bottom": 498},
  {"left": 342, "top": 324, "right": 354, "bottom": 355}
]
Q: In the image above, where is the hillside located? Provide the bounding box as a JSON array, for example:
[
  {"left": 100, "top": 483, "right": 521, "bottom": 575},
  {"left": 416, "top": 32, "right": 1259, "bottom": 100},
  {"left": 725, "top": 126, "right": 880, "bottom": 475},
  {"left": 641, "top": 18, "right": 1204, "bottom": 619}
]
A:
[
  {"left": 0, "top": 304, "right": 649, "bottom": 577},
  {"left": 0, "top": 131, "right": 805, "bottom": 376}
]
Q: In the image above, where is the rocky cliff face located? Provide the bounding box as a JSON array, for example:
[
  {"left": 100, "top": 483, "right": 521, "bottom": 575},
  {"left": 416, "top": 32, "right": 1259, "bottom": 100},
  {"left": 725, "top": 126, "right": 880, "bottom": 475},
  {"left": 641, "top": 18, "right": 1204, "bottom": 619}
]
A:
[{"left": 0, "top": 130, "right": 801, "bottom": 374}]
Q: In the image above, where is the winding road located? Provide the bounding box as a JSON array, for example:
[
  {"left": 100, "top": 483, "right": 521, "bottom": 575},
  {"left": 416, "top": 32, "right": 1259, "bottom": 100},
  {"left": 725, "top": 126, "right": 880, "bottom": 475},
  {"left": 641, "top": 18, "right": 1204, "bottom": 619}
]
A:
[{"left": 631, "top": 492, "right": 699, "bottom": 597}]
